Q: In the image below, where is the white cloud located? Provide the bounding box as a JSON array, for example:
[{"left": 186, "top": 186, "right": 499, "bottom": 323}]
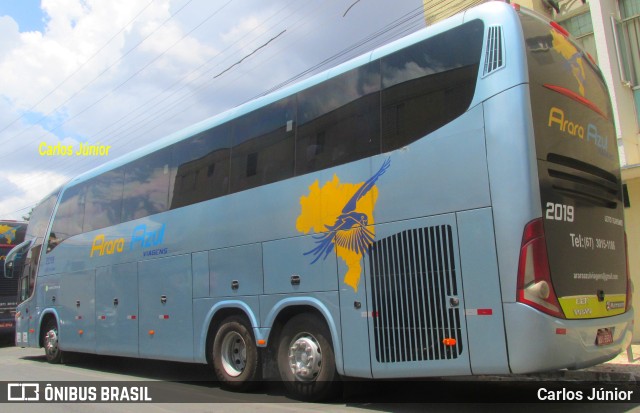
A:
[
  {"left": 0, "top": 16, "right": 22, "bottom": 60},
  {"left": 0, "top": 171, "right": 68, "bottom": 220}
]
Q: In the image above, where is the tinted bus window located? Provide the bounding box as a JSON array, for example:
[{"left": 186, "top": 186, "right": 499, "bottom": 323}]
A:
[
  {"left": 170, "top": 124, "right": 231, "bottom": 209},
  {"left": 83, "top": 168, "right": 124, "bottom": 232},
  {"left": 381, "top": 19, "right": 483, "bottom": 152},
  {"left": 230, "top": 97, "right": 295, "bottom": 193},
  {"left": 49, "top": 183, "right": 87, "bottom": 249},
  {"left": 521, "top": 12, "right": 616, "bottom": 172},
  {"left": 32, "top": 191, "right": 59, "bottom": 242},
  {"left": 521, "top": 14, "right": 611, "bottom": 120},
  {"left": 122, "top": 149, "right": 171, "bottom": 222},
  {"left": 296, "top": 62, "right": 380, "bottom": 175}
]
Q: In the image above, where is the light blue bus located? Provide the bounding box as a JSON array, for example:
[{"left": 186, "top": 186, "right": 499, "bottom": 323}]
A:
[{"left": 8, "top": 2, "right": 632, "bottom": 401}]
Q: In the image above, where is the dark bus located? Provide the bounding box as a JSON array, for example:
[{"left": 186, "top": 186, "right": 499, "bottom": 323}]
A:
[{"left": 0, "top": 221, "right": 26, "bottom": 342}]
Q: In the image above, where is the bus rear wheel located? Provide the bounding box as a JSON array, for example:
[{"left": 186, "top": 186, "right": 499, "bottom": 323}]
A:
[
  {"left": 277, "top": 313, "right": 340, "bottom": 401},
  {"left": 43, "top": 319, "right": 63, "bottom": 364},
  {"left": 212, "top": 316, "right": 260, "bottom": 391}
]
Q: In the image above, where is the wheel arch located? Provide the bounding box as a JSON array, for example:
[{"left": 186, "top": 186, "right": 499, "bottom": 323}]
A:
[
  {"left": 263, "top": 297, "right": 344, "bottom": 376},
  {"left": 200, "top": 300, "right": 260, "bottom": 365},
  {"left": 38, "top": 309, "right": 60, "bottom": 348}
]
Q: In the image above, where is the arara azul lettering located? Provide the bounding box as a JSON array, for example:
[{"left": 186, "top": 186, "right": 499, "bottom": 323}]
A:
[
  {"left": 548, "top": 107, "right": 584, "bottom": 138},
  {"left": 90, "top": 224, "right": 166, "bottom": 257},
  {"left": 548, "top": 107, "right": 608, "bottom": 151}
]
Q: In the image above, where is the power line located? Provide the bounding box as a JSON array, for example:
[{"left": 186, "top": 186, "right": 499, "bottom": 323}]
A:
[
  {"left": 1, "top": 0, "right": 304, "bottom": 192},
  {"left": 254, "top": 4, "right": 426, "bottom": 98},
  {"left": 343, "top": 0, "right": 362, "bottom": 17},
  {"left": 34, "top": 0, "right": 236, "bottom": 143},
  {"left": 0, "top": 0, "right": 198, "bottom": 158},
  {"left": 214, "top": 29, "right": 287, "bottom": 79},
  {"left": 0, "top": 0, "right": 156, "bottom": 138},
  {"left": 87, "top": 0, "right": 303, "bottom": 147},
  {"left": 81, "top": 1, "right": 428, "bottom": 152},
  {"left": 64, "top": 0, "right": 328, "bottom": 158},
  {"left": 134, "top": 4, "right": 427, "bottom": 142},
  {"left": 2, "top": 1, "right": 481, "bottom": 212}
]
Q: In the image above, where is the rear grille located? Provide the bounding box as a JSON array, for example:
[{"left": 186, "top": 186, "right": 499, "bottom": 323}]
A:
[
  {"left": 547, "top": 153, "right": 619, "bottom": 208},
  {"left": 483, "top": 26, "right": 505, "bottom": 77},
  {"left": 369, "top": 225, "right": 462, "bottom": 363}
]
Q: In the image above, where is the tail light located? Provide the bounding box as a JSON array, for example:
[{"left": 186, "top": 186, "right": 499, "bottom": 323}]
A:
[
  {"left": 517, "top": 219, "right": 565, "bottom": 318},
  {"left": 625, "top": 232, "right": 632, "bottom": 312}
]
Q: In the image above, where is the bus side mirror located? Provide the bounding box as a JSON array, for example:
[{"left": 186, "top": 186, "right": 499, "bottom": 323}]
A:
[
  {"left": 5, "top": 260, "right": 14, "bottom": 279},
  {"left": 4, "top": 239, "right": 32, "bottom": 279}
]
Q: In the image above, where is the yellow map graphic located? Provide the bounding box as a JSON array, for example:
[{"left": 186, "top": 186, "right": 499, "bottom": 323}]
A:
[
  {"left": 0, "top": 225, "right": 17, "bottom": 244},
  {"left": 551, "top": 30, "right": 586, "bottom": 96},
  {"left": 296, "top": 174, "right": 378, "bottom": 291}
]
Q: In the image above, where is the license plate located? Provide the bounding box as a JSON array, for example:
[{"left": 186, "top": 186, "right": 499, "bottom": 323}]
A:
[{"left": 596, "top": 328, "right": 614, "bottom": 346}]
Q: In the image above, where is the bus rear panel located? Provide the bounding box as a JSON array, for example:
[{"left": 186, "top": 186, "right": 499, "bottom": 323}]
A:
[{"left": 501, "top": 9, "right": 632, "bottom": 373}]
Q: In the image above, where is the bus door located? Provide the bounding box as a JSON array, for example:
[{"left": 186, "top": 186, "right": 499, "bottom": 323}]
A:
[
  {"left": 365, "top": 215, "right": 470, "bottom": 378},
  {"left": 15, "top": 239, "right": 48, "bottom": 348}
]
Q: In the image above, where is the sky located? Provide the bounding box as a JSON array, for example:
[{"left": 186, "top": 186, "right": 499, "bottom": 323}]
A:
[{"left": 0, "top": 0, "right": 428, "bottom": 220}]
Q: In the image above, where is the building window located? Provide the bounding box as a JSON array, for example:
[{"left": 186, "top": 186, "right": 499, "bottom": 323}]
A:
[
  {"left": 559, "top": 11, "right": 598, "bottom": 63},
  {"left": 616, "top": 0, "right": 640, "bottom": 127},
  {"left": 616, "top": 0, "right": 640, "bottom": 85}
]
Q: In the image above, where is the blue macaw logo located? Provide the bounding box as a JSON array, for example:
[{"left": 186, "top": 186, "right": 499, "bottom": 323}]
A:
[{"left": 304, "top": 158, "right": 391, "bottom": 264}]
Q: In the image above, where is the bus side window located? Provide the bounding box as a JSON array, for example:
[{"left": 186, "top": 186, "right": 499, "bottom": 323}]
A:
[
  {"left": 169, "top": 124, "right": 231, "bottom": 209},
  {"left": 296, "top": 62, "right": 380, "bottom": 176},
  {"left": 122, "top": 149, "right": 171, "bottom": 222},
  {"left": 83, "top": 168, "right": 124, "bottom": 233},
  {"left": 381, "top": 19, "right": 483, "bottom": 152},
  {"left": 20, "top": 189, "right": 58, "bottom": 301},
  {"left": 48, "top": 184, "right": 87, "bottom": 250},
  {"left": 230, "top": 97, "right": 295, "bottom": 193}
]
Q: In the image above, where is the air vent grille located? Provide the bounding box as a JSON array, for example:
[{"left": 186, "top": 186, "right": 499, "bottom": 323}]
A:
[
  {"left": 369, "top": 225, "right": 462, "bottom": 363},
  {"left": 546, "top": 153, "right": 619, "bottom": 209},
  {"left": 483, "top": 26, "right": 505, "bottom": 77}
]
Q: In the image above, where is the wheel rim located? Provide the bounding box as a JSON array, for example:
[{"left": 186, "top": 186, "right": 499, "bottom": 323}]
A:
[
  {"left": 45, "top": 328, "right": 59, "bottom": 359},
  {"left": 288, "top": 333, "right": 323, "bottom": 381},
  {"left": 220, "top": 331, "right": 247, "bottom": 377}
]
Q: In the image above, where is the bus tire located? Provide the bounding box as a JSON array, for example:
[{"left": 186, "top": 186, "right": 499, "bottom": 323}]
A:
[
  {"left": 212, "top": 316, "right": 260, "bottom": 391},
  {"left": 277, "top": 313, "right": 340, "bottom": 401},
  {"left": 43, "top": 319, "right": 63, "bottom": 364}
]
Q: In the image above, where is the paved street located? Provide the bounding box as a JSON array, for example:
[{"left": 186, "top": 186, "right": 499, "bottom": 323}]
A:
[{"left": 0, "top": 341, "right": 639, "bottom": 412}]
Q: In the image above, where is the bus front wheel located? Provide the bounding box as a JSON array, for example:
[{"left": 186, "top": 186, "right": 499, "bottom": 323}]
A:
[
  {"left": 43, "top": 319, "right": 63, "bottom": 364},
  {"left": 212, "top": 316, "right": 260, "bottom": 391},
  {"left": 277, "top": 313, "right": 340, "bottom": 401}
]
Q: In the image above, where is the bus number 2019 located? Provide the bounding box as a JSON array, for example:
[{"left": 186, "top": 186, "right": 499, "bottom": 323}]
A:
[{"left": 545, "top": 202, "right": 574, "bottom": 223}]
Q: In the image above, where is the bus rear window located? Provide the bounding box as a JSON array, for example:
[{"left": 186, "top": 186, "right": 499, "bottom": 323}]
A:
[{"left": 520, "top": 12, "right": 612, "bottom": 120}]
